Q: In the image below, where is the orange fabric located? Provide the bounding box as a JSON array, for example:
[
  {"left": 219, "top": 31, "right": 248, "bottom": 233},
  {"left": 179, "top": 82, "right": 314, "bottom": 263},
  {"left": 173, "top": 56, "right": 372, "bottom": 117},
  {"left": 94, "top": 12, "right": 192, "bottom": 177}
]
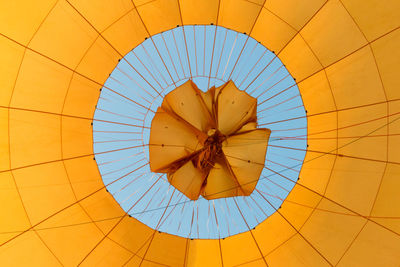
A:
[
  {"left": 0, "top": 0, "right": 399, "bottom": 265},
  {"left": 149, "top": 80, "right": 271, "bottom": 200}
]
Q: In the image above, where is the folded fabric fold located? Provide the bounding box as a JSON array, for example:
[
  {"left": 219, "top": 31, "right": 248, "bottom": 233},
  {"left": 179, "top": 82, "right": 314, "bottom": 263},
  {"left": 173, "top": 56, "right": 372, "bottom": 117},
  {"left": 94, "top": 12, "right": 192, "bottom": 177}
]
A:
[{"left": 149, "top": 80, "right": 271, "bottom": 200}]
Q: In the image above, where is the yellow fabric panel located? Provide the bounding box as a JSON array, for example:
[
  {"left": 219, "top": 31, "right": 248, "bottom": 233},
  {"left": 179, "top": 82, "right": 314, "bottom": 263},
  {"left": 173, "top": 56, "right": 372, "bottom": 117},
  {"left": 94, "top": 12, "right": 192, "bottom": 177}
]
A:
[
  {"left": 267, "top": 234, "right": 330, "bottom": 267},
  {"left": 168, "top": 161, "right": 205, "bottom": 200},
  {"left": 108, "top": 217, "right": 154, "bottom": 257},
  {"left": 203, "top": 160, "right": 241, "bottom": 199},
  {"left": 370, "top": 163, "right": 400, "bottom": 234},
  {"left": 279, "top": 35, "right": 323, "bottom": 82},
  {"left": 238, "top": 258, "right": 265, "bottom": 266},
  {"left": 134, "top": 0, "right": 181, "bottom": 35},
  {"left": 341, "top": 0, "right": 400, "bottom": 41},
  {"left": 307, "top": 112, "right": 337, "bottom": 152},
  {"left": 251, "top": 8, "right": 297, "bottom": 53},
  {"left": 297, "top": 70, "right": 336, "bottom": 114},
  {"left": 326, "top": 46, "right": 386, "bottom": 110},
  {"left": 217, "top": 81, "right": 257, "bottom": 135},
  {"left": 80, "top": 237, "right": 133, "bottom": 267},
  {"left": 162, "top": 80, "right": 212, "bottom": 132},
  {"left": 0, "top": 171, "right": 31, "bottom": 244},
  {"left": 0, "top": 36, "right": 25, "bottom": 106},
  {"left": 67, "top": 0, "right": 133, "bottom": 32},
  {"left": 61, "top": 116, "right": 93, "bottom": 158},
  {"left": 337, "top": 221, "right": 400, "bottom": 266},
  {"left": 144, "top": 233, "right": 187, "bottom": 266},
  {"left": 187, "top": 239, "right": 222, "bottom": 267},
  {"left": 266, "top": 0, "right": 326, "bottom": 31},
  {"left": 179, "top": 0, "right": 219, "bottom": 25},
  {"left": 62, "top": 74, "right": 100, "bottom": 118},
  {"left": 236, "top": 121, "right": 257, "bottom": 133},
  {"left": 326, "top": 158, "right": 386, "bottom": 215},
  {"left": 79, "top": 189, "right": 125, "bottom": 233},
  {"left": 371, "top": 29, "right": 400, "bottom": 100},
  {"left": 28, "top": 1, "right": 98, "bottom": 70},
  {"left": 0, "top": 0, "right": 57, "bottom": 45},
  {"left": 218, "top": 0, "right": 263, "bottom": 34},
  {"left": 300, "top": 198, "right": 366, "bottom": 265},
  {"left": 36, "top": 204, "right": 105, "bottom": 266},
  {"left": 222, "top": 129, "right": 270, "bottom": 194},
  {"left": 0, "top": 109, "right": 10, "bottom": 171},
  {"left": 9, "top": 110, "right": 61, "bottom": 168},
  {"left": 75, "top": 36, "right": 120, "bottom": 84},
  {"left": 149, "top": 108, "right": 201, "bottom": 172},
  {"left": 388, "top": 101, "right": 400, "bottom": 163},
  {"left": 300, "top": 0, "right": 367, "bottom": 66},
  {"left": 298, "top": 153, "right": 336, "bottom": 194},
  {"left": 11, "top": 50, "right": 72, "bottom": 113},
  {"left": 12, "top": 162, "right": 76, "bottom": 225},
  {"left": 124, "top": 255, "right": 142, "bottom": 266},
  {"left": 199, "top": 87, "right": 214, "bottom": 115},
  {"left": 220, "top": 231, "right": 263, "bottom": 266},
  {"left": 252, "top": 212, "right": 296, "bottom": 256},
  {"left": 280, "top": 185, "right": 322, "bottom": 230},
  {"left": 63, "top": 156, "right": 103, "bottom": 199},
  {"left": 337, "top": 104, "right": 387, "bottom": 161},
  {"left": 0, "top": 231, "right": 61, "bottom": 266},
  {"left": 102, "top": 9, "right": 148, "bottom": 56},
  {"left": 141, "top": 260, "right": 167, "bottom": 266}
]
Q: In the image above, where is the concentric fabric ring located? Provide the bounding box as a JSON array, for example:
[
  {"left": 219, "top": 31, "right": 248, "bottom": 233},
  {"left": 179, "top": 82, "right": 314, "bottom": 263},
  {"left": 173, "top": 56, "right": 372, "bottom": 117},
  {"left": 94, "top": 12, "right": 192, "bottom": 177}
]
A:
[
  {"left": 0, "top": 0, "right": 399, "bottom": 266},
  {"left": 93, "top": 25, "right": 307, "bottom": 239}
]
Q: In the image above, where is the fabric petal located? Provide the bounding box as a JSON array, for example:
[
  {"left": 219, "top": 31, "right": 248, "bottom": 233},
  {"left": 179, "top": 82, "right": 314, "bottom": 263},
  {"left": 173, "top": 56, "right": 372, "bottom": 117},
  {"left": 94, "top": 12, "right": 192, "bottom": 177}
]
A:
[
  {"left": 149, "top": 107, "right": 204, "bottom": 172},
  {"left": 216, "top": 80, "right": 257, "bottom": 135},
  {"left": 168, "top": 161, "right": 206, "bottom": 200},
  {"left": 162, "top": 80, "right": 213, "bottom": 132},
  {"left": 222, "top": 128, "right": 271, "bottom": 194},
  {"left": 202, "top": 158, "right": 242, "bottom": 200}
]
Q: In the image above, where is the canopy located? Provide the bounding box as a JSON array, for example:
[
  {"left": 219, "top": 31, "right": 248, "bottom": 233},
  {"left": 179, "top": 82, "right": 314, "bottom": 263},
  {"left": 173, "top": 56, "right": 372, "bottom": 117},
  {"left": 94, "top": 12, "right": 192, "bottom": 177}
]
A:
[
  {"left": 149, "top": 80, "right": 270, "bottom": 200},
  {"left": 0, "top": 0, "right": 399, "bottom": 266}
]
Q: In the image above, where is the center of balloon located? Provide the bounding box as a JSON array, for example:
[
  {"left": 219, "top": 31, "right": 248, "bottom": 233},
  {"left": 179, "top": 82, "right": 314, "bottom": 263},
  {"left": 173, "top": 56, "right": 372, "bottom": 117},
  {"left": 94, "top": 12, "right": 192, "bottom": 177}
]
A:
[{"left": 149, "top": 80, "right": 271, "bottom": 200}]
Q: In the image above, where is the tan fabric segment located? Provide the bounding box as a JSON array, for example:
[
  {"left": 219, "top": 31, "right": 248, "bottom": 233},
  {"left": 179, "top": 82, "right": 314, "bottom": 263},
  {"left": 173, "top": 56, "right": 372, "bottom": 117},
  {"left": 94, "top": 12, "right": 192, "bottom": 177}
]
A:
[
  {"left": 223, "top": 129, "right": 270, "bottom": 194},
  {"left": 267, "top": 233, "right": 331, "bottom": 266},
  {"left": 0, "top": 0, "right": 57, "bottom": 45},
  {"left": 337, "top": 221, "right": 400, "bottom": 266},
  {"left": 0, "top": 231, "right": 62, "bottom": 266},
  {"left": 218, "top": 0, "right": 263, "bottom": 34},
  {"left": 300, "top": 0, "right": 367, "bottom": 66},
  {"left": 203, "top": 160, "right": 242, "bottom": 199},
  {"left": 217, "top": 81, "right": 257, "bottom": 135},
  {"left": 0, "top": 109, "right": 10, "bottom": 171},
  {"left": 266, "top": 0, "right": 326, "bottom": 31},
  {"left": 149, "top": 107, "right": 202, "bottom": 172},
  {"left": 251, "top": 7, "right": 297, "bottom": 53},
  {"left": 180, "top": 0, "right": 219, "bottom": 25},
  {"left": 186, "top": 239, "right": 222, "bottom": 266},
  {"left": 220, "top": 231, "right": 265, "bottom": 266},
  {"left": 0, "top": 171, "right": 31, "bottom": 244},
  {"left": 162, "top": 80, "right": 213, "bottom": 132},
  {"left": 341, "top": 0, "right": 400, "bottom": 41},
  {"left": 371, "top": 29, "right": 400, "bottom": 100},
  {"left": 0, "top": 36, "right": 25, "bottom": 107},
  {"left": 28, "top": 1, "right": 98, "bottom": 70},
  {"left": 300, "top": 199, "right": 367, "bottom": 264},
  {"left": 144, "top": 233, "right": 187, "bottom": 266},
  {"left": 167, "top": 161, "right": 205, "bottom": 200},
  {"left": 134, "top": 0, "right": 181, "bottom": 35},
  {"left": 9, "top": 110, "right": 61, "bottom": 168},
  {"left": 11, "top": 50, "right": 72, "bottom": 113}
]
